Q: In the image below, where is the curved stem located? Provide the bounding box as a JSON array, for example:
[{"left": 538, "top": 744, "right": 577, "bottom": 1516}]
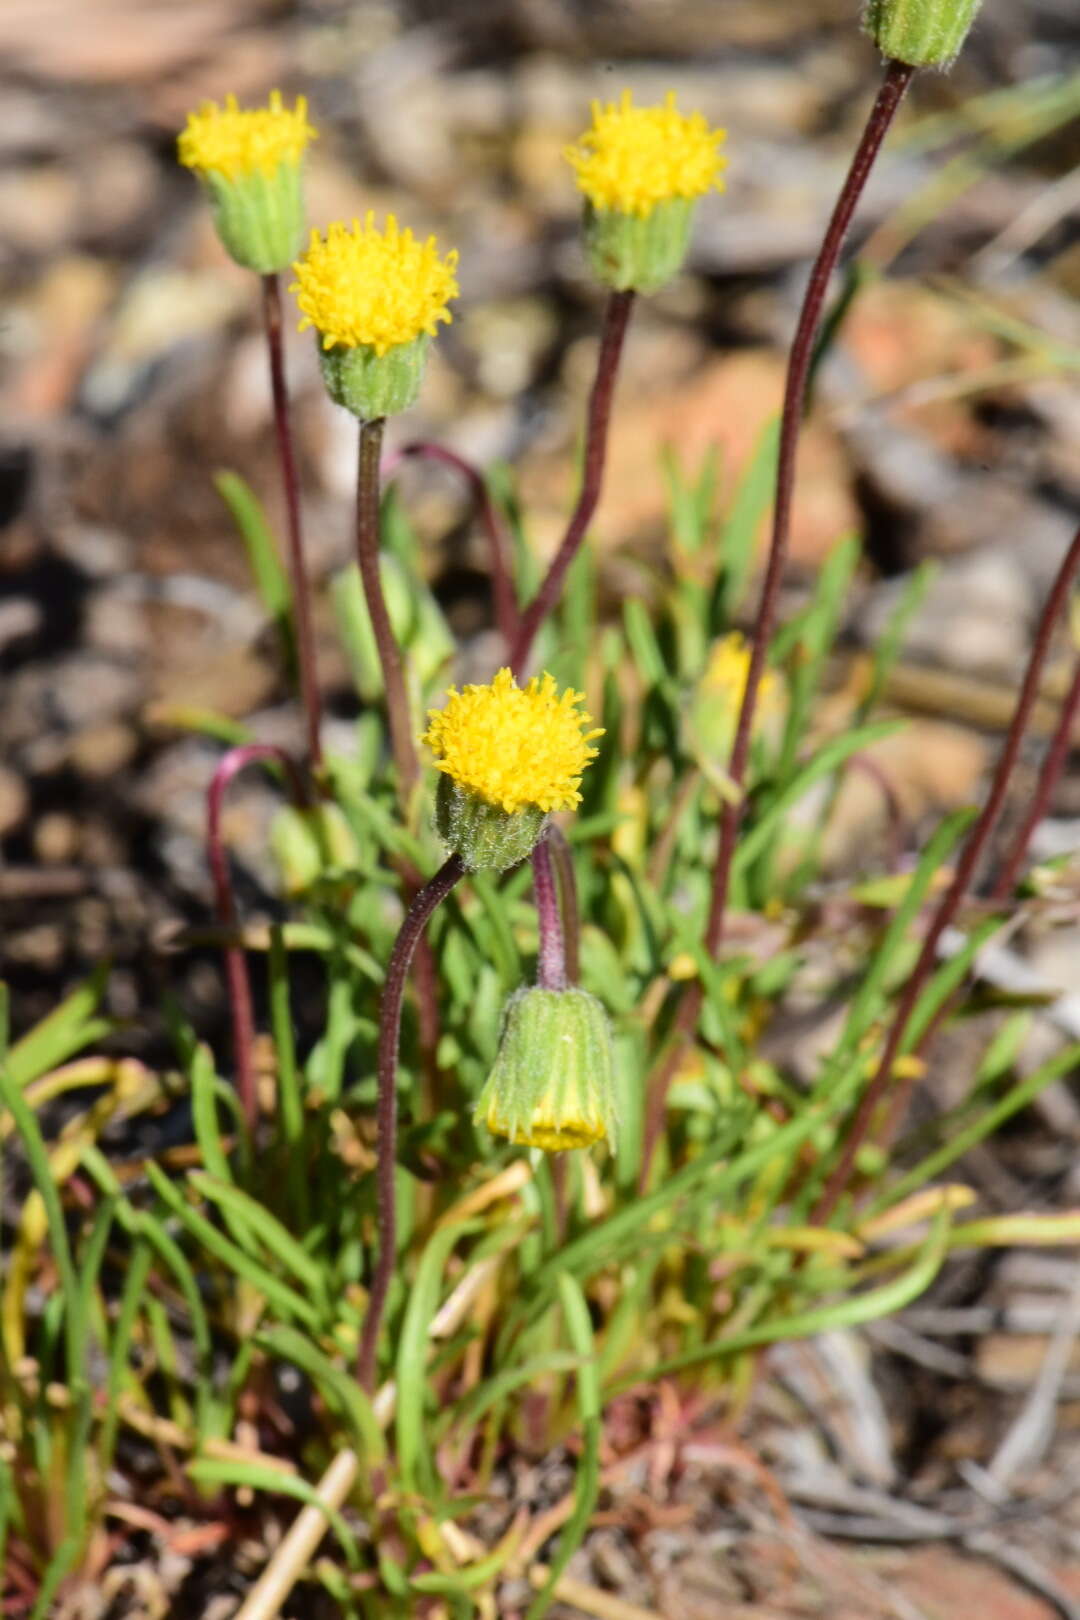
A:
[
  {"left": 355, "top": 417, "right": 420, "bottom": 799},
  {"left": 639, "top": 59, "right": 915, "bottom": 1184},
  {"left": 546, "top": 825, "right": 581, "bottom": 985},
  {"left": 206, "top": 743, "right": 308, "bottom": 1132},
  {"left": 357, "top": 853, "right": 465, "bottom": 1393},
  {"left": 811, "top": 520, "right": 1080, "bottom": 1225},
  {"left": 384, "top": 440, "right": 520, "bottom": 646},
  {"left": 261, "top": 273, "right": 323, "bottom": 773},
  {"left": 532, "top": 837, "right": 567, "bottom": 991},
  {"left": 509, "top": 289, "right": 635, "bottom": 676}
]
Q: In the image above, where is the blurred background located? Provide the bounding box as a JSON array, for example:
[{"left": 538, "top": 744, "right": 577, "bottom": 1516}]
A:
[
  {"left": 3, "top": 6, "right": 1080, "bottom": 1615},
  {"left": 0, "top": 0, "right": 1078, "bottom": 1033}
]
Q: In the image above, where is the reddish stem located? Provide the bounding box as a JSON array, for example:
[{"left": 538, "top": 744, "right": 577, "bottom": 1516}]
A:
[
  {"left": 703, "top": 58, "right": 914, "bottom": 967},
  {"left": 206, "top": 743, "right": 308, "bottom": 1132},
  {"left": 384, "top": 440, "right": 520, "bottom": 646},
  {"left": 509, "top": 289, "right": 635, "bottom": 676},
  {"left": 639, "top": 60, "right": 915, "bottom": 1182},
  {"left": 356, "top": 417, "right": 420, "bottom": 798},
  {"left": 547, "top": 825, "right": 581, "bottom": 985},
  {"left": 990, "top": 651, "right": 1080, "bottom": 902},
  {"left": 532, "top": 836, "right": 567, "bottom": 990},
  {"left": 261, "top": 273, "right": 323, "bottom": 772},
  {"left": 812, "top": 520, "right": 1080, "bottom": 1225},
  {"left": 357, "top": 854, "right": 465, "bottom": 1392}
]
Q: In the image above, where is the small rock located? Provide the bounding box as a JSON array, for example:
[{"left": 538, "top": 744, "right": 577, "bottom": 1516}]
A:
[
  {"left": 35, "top": 811, "right": 79, "bottom": 864},
  {"left": 0, "top": 766, "right": 28, "bottom": 837}
]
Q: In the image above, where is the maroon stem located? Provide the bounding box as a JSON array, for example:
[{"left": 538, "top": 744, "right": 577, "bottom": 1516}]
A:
[
  {"left": 532, "top": 836, "right": 567, "bottom": 991},
  {"left": 356, "top": 417, "right": 420, "bottom": 799},
  {"left": 206, "top": 743, "right": 308, "bottom": 1132},
  {"left": 261, "top": 274, "right": 323, "bottom": 773},
  {"left": 384, "top": 440, "right": 520, "bottom": 646},
  {"left": 547, "top": 825, "right": 581, "bottom": 985},
  {"left": 990, "top": 652, "right": 1080, "bottom": 902},
  {"left": 811, "top": 520, "right": 1080, "bottom": 1226},
  {"left": 639, "top": 60, "right": 915, "bottom": 1184},
  {"left": 509, "top": 289, "right": 635, "bottom": 676},
  {"left": 357, "top": 853, "right": 465, "bottom": 1392},
  {"left": 703, "top": 58, "right": 914, "bottom": 967}
]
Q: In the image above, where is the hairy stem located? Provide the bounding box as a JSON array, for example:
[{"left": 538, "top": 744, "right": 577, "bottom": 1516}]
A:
[
  {"left": 812, "top": 519, "right": 1080, "bottom": 1225},
  {"left": 509, "top": 289, "right": 635, "bottom": 676},
  {"left": 207, "top": 744, "right": 308, "bottom": 1133},
  {"left": 546, "top": 825, "right": 581, "bottom": 985},
  {"left": 639, "top": 59, "right": 915, "bottom": 1184},
  {"left": 384, "top": 440, "right": 520, "bottom": 646},
  {"left": 355, "top": 417, "right": 420, "bottom": 799},
  {"left": 357, "top": 854, "right": 465, "bottom": 1392},
  {"left": 261, "top": 273, "right": 323, "bottom": 772},
  {"left": 532, "top": 836, "right": 567, "bottom": 991}
]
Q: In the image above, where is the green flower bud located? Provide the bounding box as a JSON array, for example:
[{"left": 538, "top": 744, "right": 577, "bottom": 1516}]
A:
[
  {"left": 583, "top": 197, "right": 697, "bottom": 295},
  {"left": 434, "top": 774, "right": 547, "bottom": 873},
  {"left": 476, "top": 986, "right": 617, "bottom": 1152},
  {"left": 317, "top": 333, "right": 430, "bottom": 421},
  {"left": 864, "top": 0, "right": 983, "bottom": 68}
]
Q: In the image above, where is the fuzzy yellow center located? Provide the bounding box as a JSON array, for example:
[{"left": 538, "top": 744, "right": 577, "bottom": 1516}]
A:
[
  {"left": 290, "top": 214, "right": 459, "bottom": 357},
  {"left": 178, "top": 91, "right": 315, "bottom": 181},
  {"left": 565, "top": 90, "right": 727, "bottom": 218},
  {"left": 423, "top": 668, "right": 603, "bottom": 815}
]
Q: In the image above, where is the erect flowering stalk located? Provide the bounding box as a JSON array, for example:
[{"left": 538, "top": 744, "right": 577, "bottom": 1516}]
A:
[
  {"left": 384, "top": 440, "right": 520, "bottom": 647},
  {"left": 291, "top": 214, "right": 459, "bottom": 802},
  {"left": 206, "top": 744, "right": 308, "bottom": 1132},
  {"left": 811, "top": 520, "right": 1080, "bottom": 1226},
  {"left": 179, "top": 93, "right": 324, "bottom": 772},
  {"left": 640, "top": 59, "right": 914, "bottom": 1184},
  {"left": 510, "top": 91, "right": 725, "bottom": 675},
  {"left": 423, "top": 667, "right": 603, "bottom": 871}
]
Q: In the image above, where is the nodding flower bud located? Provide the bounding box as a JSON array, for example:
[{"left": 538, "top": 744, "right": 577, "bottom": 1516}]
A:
[
  {"left": 422, "top": 668, "right": 603, "bottom": 872},
  {"left": 290, "top": 214, "right": 458, "bottom": 420},
  {"left": 178, "top": 91, "right": 315, "bottom": 273},
  {"left": 476, "top": 986, "right": 617, "bottom": 1152},
  {"left": 565, "top": 91, "right": 726, "bottom": 294},
  {"left": 863, "top": 0, "right": 983, "bottom": 68}
]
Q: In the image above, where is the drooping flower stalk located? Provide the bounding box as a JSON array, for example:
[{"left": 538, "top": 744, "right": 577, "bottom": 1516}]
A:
[
  {"left": 812, "top": 520, "right": 1080, "bottom": 1226},
  {"left": 357, "top": 853, "right": 465, "bottom": 1392},
  {"left": 546, "top": 824, "right": 581, "bottom": 984},
  {"left": 532, "top": 836, "right": 567, "bottom": 991},
  {"left": 509, "top": 289, "right": 634, "bottom": 676},
  {"left": 640, "top": 59, "right": 915, "bottom": 1182},
  {"left": 261, "top": 271, "right": 323, "bottom": 771},
  {"left": 206, "top": 743, "right": 308, "bottom": 1131},
  {"left": 385, "top": 440, "right": 520, "bottom": 646}
]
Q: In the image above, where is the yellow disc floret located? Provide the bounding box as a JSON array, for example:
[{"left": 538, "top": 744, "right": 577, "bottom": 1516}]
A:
[
  {"left": 565, "top": 90, "right": 727, "bottom": 218},
  {"left": 423, "top": 668, "right": 603, "bottom": 815},
  {"left": 291, "top": 214, "right": 459, "bottom": 357},
  {"left": 178, "top": 90, "right": 316, "bottom": 181}
]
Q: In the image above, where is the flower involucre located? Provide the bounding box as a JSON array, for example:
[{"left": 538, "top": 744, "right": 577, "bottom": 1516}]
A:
[
  {"left": 291, "top": 214, "right": 459, "bottom": 357},
  {"left": 178, "top": 90, "right": 316, "bottom": 181},
  {"left": 566, "top": 90, "right": 727, "bottom": 218},
  {"left": 423, "top": 668, "right": 603, "bottom": 815}
]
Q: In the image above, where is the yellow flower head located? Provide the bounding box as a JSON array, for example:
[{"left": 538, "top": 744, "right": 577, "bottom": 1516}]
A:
[
  {"left": 423, "top": 668, "right": 603, "bottom": 815},
  {"left": 476, "top": 986, "right": 617, "bottom": 1153},
  {"left": 178, "top": 90, "right": 316, "bottom": 181},
  {"left": 291, "top": 214, "right": 459, "bottom": 357},
  {"left": 565, "top": 90, "right": 727, "bottom": 218}
]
